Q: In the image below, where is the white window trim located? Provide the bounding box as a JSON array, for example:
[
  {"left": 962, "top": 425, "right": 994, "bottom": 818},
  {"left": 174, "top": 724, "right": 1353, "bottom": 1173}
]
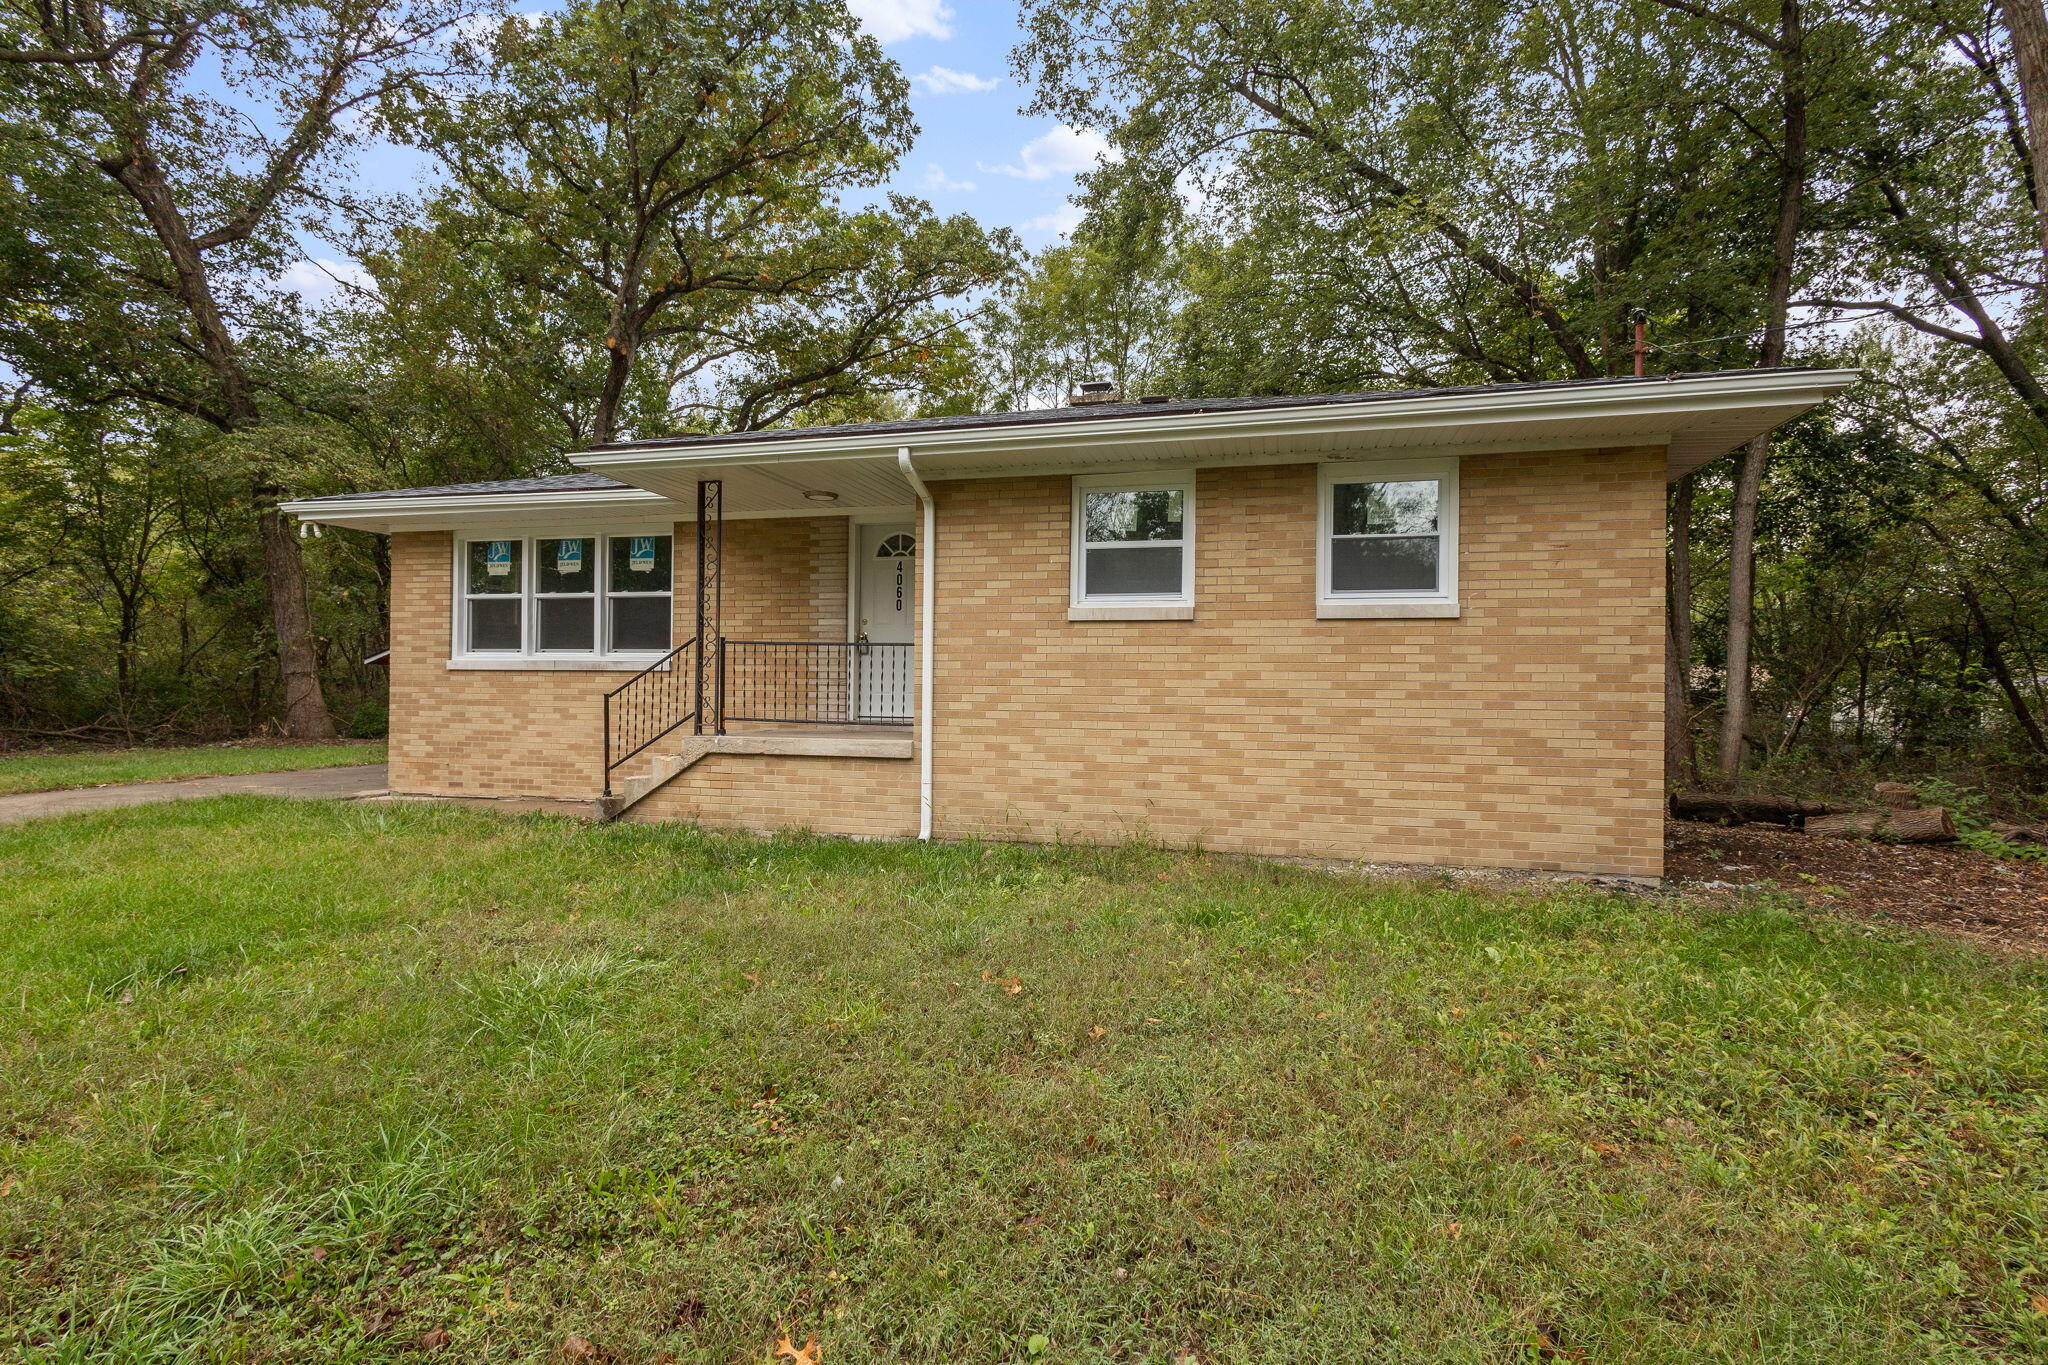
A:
[
  {"left": 533, "top": 536, "right": 599, "bottom": 656},
  {"left": 1317, "top": 456, "right": 1460, "bottom": 619},
  {"left": 449, "top": 531, "right": 676, "bottom": 669},
  {"left": 1069, "top": 469, "right": 1196, "bottom": 622}
]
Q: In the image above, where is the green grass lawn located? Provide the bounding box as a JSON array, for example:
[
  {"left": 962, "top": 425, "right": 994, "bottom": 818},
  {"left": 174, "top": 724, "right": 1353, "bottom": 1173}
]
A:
[
  {"left": 0, "top": 741, "right": 386, "bottom": 795},
  {"left": 3, "top": 800, "right": 2045, "bottom": 1363}
]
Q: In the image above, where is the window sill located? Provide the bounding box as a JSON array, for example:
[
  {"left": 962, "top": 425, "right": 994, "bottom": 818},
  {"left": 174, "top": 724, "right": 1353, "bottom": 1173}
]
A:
[
  {"left": 447, "top": 657, "right": 669, "bottom": 672},
  {"left": 1316, "top": 600, "right": 1460, "bottom": 619},
  {"left": 1068, "top": 603, "right": 1194, "bottom": 622}
]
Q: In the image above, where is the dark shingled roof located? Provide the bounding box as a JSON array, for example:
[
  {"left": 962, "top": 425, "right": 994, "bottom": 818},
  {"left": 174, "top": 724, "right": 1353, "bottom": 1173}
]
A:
[
  {"left": 307, "top": 472, "right": 636, "bottom": 504},
  {"left": 580, "top": 368, "right": 1812, "bottom": 455}
]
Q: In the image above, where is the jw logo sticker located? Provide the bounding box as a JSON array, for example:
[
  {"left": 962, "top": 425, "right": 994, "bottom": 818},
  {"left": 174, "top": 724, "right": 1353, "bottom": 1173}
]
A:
[
  {"left": 628, "top": 537, "right": 657, "bottom": 573},
  {"left": 555, "top": 541, "right": 583, "bottom": 576},
  {"left": 485, "top": 540, "right": 512, "bottom": 577}
]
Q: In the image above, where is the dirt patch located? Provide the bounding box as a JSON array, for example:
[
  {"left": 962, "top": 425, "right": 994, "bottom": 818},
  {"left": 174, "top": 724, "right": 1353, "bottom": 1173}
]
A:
[{"left": 1666, "top": 818, "right": 2048, "bottom": 954}]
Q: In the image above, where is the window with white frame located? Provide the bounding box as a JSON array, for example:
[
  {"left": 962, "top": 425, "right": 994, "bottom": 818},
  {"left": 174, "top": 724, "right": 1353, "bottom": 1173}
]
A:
[
  {"left": 457, "top": 533, "right": 672, "bottom": 659},
  {"left": 1071, "top": 471, "right": 1194, "bottom": 608},
  {"left": 1317, "top": 458, "right": 1458, "bottom": 614},
  {"left": 463, "top": 538, "right": 524, "bottom": 651},
  {"left": 606, "top": 534, "right": 673, "bottom": 651},
  {"left": 535, "top": 537, "right": 597, "bottom": 651}
]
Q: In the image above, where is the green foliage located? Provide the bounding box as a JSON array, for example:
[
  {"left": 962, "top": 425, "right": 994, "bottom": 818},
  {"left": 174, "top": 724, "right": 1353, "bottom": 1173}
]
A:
[
  {"left": 1911, "top": 777, "right": 2048, "bottom": 863},
  {"left": 2, "top": 802, "right": 2046, "bottom": 1359},
  {"left": 383, "top": 0, "right": 1019, "bottom": 442},
  {"left": 0, "top": 0, "right": 471, "bottom": 425},
  {"left": 0, "top": 0, "right": 1013, "bottom": 737},
  {"left": 343, "top": 700, "right": 389, "bottom": 739}
]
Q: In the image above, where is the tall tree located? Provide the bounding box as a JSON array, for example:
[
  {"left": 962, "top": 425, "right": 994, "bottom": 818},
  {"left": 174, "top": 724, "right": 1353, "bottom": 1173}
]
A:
[
  {"left": 1645, "top": 0, "right": 1816, "bottom": 779},
  {"left": 1998, "top": 0, "right": 2048, "bottom": 266},
  {"left": 0, "top": 0, "right": 469, "bottom": 736},
  {"left": 392, "top": 0, "right": 1015, "bottom": 445}
]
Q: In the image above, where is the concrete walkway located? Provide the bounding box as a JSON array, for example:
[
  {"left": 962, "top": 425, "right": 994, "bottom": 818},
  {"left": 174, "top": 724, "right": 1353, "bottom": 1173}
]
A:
[{"left": 0, "top": 764, "right": 389, "bottom": 825}]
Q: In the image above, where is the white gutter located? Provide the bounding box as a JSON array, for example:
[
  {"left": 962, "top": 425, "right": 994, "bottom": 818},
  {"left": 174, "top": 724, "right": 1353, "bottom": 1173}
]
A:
[{"left": 897, "top": 447, "right": 936, "bottom": 841}]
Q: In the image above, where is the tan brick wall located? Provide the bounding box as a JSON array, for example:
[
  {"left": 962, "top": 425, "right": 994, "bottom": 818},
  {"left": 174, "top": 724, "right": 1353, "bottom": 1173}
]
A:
[
  {"left": 924, "top": 448, "right": 1666, "bottom": 877},
  {"left": 693, "top": 515, "right": 846, "bottom": 640},
  {"left": 626, "top": 753, "right": 917, "bottom": 837},
  {"left": 387, "top": 451, "right": 1665, "bottom": 876},
  {"left": 388, "top": 518, "right": 848, "bottom": 800}
]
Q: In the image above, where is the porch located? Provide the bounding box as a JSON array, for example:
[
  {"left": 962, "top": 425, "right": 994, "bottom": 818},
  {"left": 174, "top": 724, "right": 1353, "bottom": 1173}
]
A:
[
  {"left": 596, "top": 724, "right": 917, "bottom": 829},
  {"left": 599, "top": 478, "right": 922, "bottom": 818}
]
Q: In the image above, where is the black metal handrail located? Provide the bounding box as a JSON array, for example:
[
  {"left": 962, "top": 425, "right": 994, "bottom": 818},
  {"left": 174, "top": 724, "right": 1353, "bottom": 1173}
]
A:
[
  {"left": 602, "top": 636, "right": 698, "bottom": 796},
  {"left": 716, "top": 639, "right": 913, "bottom": 731}
]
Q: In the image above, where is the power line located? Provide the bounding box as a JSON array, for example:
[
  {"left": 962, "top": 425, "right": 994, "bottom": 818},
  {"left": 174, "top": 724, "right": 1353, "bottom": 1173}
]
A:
[{"left": 1647, "top": 280, "right": 2041, "bottom": 356}]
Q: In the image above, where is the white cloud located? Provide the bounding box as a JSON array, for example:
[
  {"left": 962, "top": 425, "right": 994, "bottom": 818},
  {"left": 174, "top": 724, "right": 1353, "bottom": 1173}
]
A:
[
  {"left": 278, "top": 257, "right": 375, "bottom": 305},
  {"left": 1023, "top": 202, "right": 1085, "bottom": 237},
  {"left": 912, "top": 65, "right": 997, "bottom": 95},
  {"left": 981, "top": 126, "right": 1114, "bottom": 182},
  {"left": 919, "top": 163, "right": 977, "bottom": 194},
  {"left": 846, "top": 0, "right": 953, "bottom": 43}
]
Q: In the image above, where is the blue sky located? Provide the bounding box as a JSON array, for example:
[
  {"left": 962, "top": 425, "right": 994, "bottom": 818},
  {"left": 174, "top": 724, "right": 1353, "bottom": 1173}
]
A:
[{"left": 287, "top": 0, "right": 1108, "bottom": 301}]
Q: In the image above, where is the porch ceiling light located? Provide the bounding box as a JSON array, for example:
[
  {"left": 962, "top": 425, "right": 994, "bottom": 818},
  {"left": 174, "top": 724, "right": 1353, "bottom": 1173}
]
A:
[{"left": 802, "top": 489, "right": 841, "bottom": 503}]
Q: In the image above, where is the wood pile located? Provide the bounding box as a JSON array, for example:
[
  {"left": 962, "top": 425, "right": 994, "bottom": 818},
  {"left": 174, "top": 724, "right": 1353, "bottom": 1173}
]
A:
[
  {"left": 1668, "top": 793, "right": 1844, "bottom": 826},
  {"left": 1672, "top": 783, "right": 1960, "bottom": 844},
  {"left": 1805, "top": 806, "right": 1955, "bottom": 843}
]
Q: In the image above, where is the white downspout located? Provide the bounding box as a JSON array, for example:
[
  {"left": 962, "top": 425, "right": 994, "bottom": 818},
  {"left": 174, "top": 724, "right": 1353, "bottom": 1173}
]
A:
[{"left": 897, "top": 447, "right": 936, "bottom": 840}]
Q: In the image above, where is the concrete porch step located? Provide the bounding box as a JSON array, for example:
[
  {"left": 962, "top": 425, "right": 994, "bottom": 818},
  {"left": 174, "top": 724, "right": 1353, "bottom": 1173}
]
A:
[{"left": 599, "top": 727, "right": 914, "bottom": 821}]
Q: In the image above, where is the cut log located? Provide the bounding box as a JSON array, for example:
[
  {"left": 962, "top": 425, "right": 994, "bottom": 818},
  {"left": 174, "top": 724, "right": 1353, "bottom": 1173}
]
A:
[
  {"left": 1669, "top": 792, "right": 1845, "bottom": 825},
  {"left": 1873, "top": 782, "right": 1920, "bottom": 809},
  {"left": 1804, "top": 807, "right": 1956, "bottom": 843},
  {"left": 1988, "top": 821, "right": 2048, "bottom": 845}
]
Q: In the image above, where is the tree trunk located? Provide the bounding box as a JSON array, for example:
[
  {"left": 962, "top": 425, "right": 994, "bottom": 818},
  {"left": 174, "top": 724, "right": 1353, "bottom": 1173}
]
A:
[
  {"left": 1805, "top": 807, "right": 1956, "bottom": 842},
  {"left": 257, "top": 489, "right": 335, "bottom": 739},
  {"left": 1666, "top": 473, "right": 1699, "bottom": 787},
  {"left": 1717, "top": 434, "right": 1769, "bottom": 778},
  {"left": 589, "top": 239, "right": 652, "bottom": 447},
  {"left": 2001, "top": 0, "right": 2048, "bottom": 267},
  {"left": 592, "top": 341, "right": 634, "bottom": 447},
  {"left": 1957, "top": 575, "right": 2048, "bottom": 758},
  {"left": 113, "top": 595, "right": 139, "bottom": 703},
  {"left": 99, "top": 139, "right": 333, "bottom": 737},
  {"left": 1719, "top": 6, "right": 1808, "bottom": 780},
  {"left": 1670, "top": 791, "right": 1846, "bottom": 824}
]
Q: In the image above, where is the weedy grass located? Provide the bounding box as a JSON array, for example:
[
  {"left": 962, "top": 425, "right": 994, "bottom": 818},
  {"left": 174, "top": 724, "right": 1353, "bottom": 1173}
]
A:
[
  {"left": 2, "top": 798, "right": 2045, "bottom": 1363},
  {"left": 0, "top": 742, "right": 386, "bottom": 796}
]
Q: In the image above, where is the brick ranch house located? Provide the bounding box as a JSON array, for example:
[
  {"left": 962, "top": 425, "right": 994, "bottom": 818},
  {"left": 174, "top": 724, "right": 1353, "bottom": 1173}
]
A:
[{"left": 282, "top": 368, "right": 1855, "bottom": 880}]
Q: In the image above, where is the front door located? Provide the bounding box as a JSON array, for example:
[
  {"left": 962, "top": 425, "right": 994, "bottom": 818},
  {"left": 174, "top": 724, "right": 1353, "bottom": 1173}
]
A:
[{"left": 854, "top": 524, "right": 916, "bottom": 721}]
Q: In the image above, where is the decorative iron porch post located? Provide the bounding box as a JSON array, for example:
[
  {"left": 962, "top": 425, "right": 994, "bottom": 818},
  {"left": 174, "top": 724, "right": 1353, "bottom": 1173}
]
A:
[{"left": 694, "top": 478, "right": 722, "bottom": 733}]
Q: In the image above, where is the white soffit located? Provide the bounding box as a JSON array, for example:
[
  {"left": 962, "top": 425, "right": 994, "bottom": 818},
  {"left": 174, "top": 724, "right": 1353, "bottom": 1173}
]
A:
[{"left": 604, "top": 456, "right": 922, "bottom": 512}]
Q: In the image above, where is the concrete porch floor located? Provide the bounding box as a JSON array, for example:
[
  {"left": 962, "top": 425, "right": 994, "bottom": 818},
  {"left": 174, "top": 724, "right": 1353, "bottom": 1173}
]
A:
[{"left": 702, "top": 721, "right": 914, "bottom": 749}]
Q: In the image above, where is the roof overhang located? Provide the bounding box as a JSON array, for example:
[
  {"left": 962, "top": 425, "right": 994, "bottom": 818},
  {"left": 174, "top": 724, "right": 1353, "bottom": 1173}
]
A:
[
  {"left": 277, "top": 485, "right": 680, "bottom": 535},
  {"left": 566, "top": 368, "right": 1859, "bottom": 510},
  {"left": 283, "top": 369, "right": 1857, "bottom": 530}
]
